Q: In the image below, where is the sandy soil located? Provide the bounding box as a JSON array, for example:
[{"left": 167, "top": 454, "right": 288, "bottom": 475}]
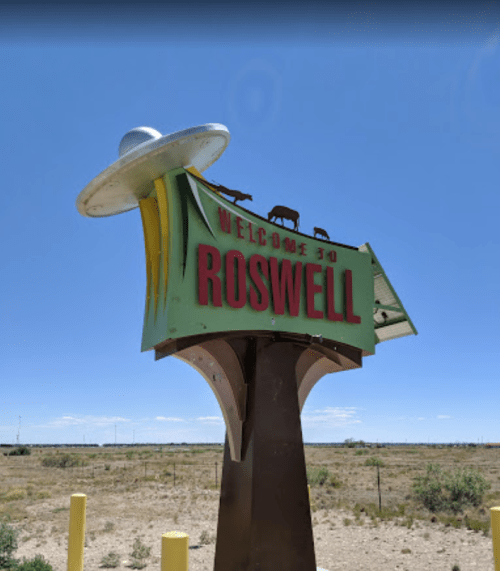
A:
[{"left": 10, "top": 486, "right": 495, "bottom": 571}]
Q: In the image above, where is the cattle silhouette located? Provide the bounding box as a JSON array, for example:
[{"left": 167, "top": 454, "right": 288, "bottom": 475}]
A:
[
  {"left": 268, "top": 206, "right": 300, "bottom": 230},
  {"left": 212, "top": 183, "right": 253, "bottom": 205},
  {"left": 314, "top": 227, "right": 330, "bottom": 240},
  {"left": 188, "top": 172, "right": 253, "bottom": 205}
]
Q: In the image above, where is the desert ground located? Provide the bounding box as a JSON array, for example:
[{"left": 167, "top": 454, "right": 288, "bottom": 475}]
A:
[{"left": 1, "top": 444, "right": 498, "bottom": 570}]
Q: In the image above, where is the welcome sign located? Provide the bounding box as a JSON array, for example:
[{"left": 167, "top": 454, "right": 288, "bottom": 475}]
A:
[
  {"left": 78, "top": 124, "right": 417, "bottom": 571},
  {"left": 139, "top": 167, "right": 375, "bottom": 355}
]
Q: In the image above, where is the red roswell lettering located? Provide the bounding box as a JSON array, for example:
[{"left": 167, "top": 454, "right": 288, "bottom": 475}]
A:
[
  {"left": 345, "top": 269, "right": 361, "bottom": 324},
  {"left": 249, "top": 254, "right": 269, "bottom": 311},
  {"left": 198, "top": 244, "right": 222, "bottom": 306},
  {"left": 326, "top": 266, "right": 343, "bottom": 321},
  {"left": 269, "top": 257, "right": 302, "bottom": 316},
  {"left": 226, "top": 250, "right": 246, "bottom": 308},
  {"left": 306, "top": 263, "right": 324, "bottom": 319}
]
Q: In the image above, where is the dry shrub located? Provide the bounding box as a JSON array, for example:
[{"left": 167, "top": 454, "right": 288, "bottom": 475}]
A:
[{"left": 5, "top": 489, "right": 27, "bottom": 501}]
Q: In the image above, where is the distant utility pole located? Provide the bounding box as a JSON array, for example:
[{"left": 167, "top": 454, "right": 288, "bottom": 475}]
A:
[{"left": 16, "top": 416, "right": 20, "bottom": 445}]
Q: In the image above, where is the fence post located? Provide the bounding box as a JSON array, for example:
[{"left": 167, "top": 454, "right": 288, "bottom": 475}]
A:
[
  {"left": 377, "top": 465, "right": 381, "bottom": 512},
  {"left": 492, "top": 506, "right": 500, "bottom": 571},
  {"left": 161, "top": 531, "right": 188, "bottom": 571},
  {"left": 67, "top": 493, "right": 87, "bottom": 571}
]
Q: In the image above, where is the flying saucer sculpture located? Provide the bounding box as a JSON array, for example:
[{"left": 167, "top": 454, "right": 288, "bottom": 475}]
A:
[{"left": 76, "top": 124, "right": 230, "bottom": 218}]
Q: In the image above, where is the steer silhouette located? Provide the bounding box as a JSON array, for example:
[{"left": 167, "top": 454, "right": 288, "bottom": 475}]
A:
[
  {"left": 187, "top": 172, "right": 253, "bottom": 205},
  {"left": 268, "top": 206, "right": 300, "bottom": 231},
  {"left": 212, "top": 183, "right": 253, "bottom": 205},
  {"left": 314, "top": 227, "right": 330, "bottom": 240}
]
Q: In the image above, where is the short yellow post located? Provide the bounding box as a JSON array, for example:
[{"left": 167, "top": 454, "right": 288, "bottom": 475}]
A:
[
  {"left": 308, "top": 485, "right": 311, "bottom": 502},
  {"left": 67, "top": 494, "right": 87, "bottom": 571},
  {"left": 161, "top": 531, "right": 189, "bottom": 571},
  {"left": 492, "top": 507, "right": 500, "bottom": 571}
]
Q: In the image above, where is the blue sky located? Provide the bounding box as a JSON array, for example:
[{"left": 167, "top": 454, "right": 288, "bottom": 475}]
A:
[{"left": 1, "top": 3, "right": 499, "bottom": 445}]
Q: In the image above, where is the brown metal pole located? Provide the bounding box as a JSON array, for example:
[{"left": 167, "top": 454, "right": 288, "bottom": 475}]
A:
[{"left": 214, "top": 337, "right": 316, "bottom": 571}]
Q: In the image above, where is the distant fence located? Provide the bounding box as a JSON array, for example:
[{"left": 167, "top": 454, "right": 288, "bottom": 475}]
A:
[
  {"left": 1, "top": 457, "right": 223, "bottom": 487},
  {"left": 3, "top": 453, "right": 500, "bottom": 488}
]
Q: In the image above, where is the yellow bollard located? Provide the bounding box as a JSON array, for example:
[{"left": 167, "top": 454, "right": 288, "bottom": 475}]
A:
[
  {"left": 161, "top": 531, "right": 189, "bottom": 571},
  {"left": 308, "top": 485, "right": 311, "bottom": 502},
  {"left": 67, "top": 494, "right": 87, "bottom": 571},
  {"left": 492, "top": 507, "right": 500, "bottom": 571}
]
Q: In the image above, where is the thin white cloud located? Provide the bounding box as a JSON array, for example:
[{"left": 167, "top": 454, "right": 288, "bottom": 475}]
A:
[
  {"left": 418, "top": 417, "right": 426, "bottom": 421},
  {"left": 195, "top": 416, "right": 224, "bottom": 424},
  {"left": 437, "top": 415, "right": 451, "bottom": 419},
  {"left": 46, "top": 415, "right": 131, "bottom": 428},
  {"left": 301, "top": 406, "right": 361, "bottom": 427},
  {"left": 156, "top": 416, "right": 185, "bottom": 422}
]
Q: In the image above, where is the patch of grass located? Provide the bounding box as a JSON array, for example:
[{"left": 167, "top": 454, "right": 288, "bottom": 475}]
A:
[
  {"left": 36, "top": 491, "right": 51, "bottom": 500},
  {"left": 103, "top": 521, "right": 115, "bottom": 533},
  {"left": 41, "top": 454, "right": 81, "bottom": 469},
  {"left": 401, "top": 548, "right": 411, "bottom": 554},
  {"left": 438, "top": 514, "right": 463, "bottom": 529},
  {"left": 364, "top": 457, "right": 385, "bottom": 467},
  {"left": 199, "top": 530, "right": 214, "bottom": 545},
  {"left": 307, "top": 467, "right": 330, "bottom": 487},
  {"left": 128, "top": 537, "right": 151, "bottom": 569},
  {"left": 7, "top": 446, "right": 31, "bottom": 457},
  {"left": 100, "top": 552, "right": 120, "bottom": 568},
  {"left": 343, "top": 518, "right": 352, "bottom": 526},
  {"left": 328, "top": 474, "right": 343, "bottom": 488},
  {"left": 16, "top": 554, "right": 54, "bottom": 571},
  {"left": 465, "top": 517, "right": 490, "bottom": 535},
  {"left": 5, "top": 489, "right": 27, "bottom": 501},
  {"left": 402, "top": 515, "right": 414, "bottom": 529},
  {"left": 351, "top": 502, "right": 406, "bottom": 523}
]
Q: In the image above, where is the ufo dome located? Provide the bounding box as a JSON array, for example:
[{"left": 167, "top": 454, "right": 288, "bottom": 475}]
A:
[{"left": 118, "top": 127, "right": 162, "bottom": 158}]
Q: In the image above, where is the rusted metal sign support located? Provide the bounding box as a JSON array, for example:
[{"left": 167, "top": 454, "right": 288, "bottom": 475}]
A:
[{"left": 214, "top": 337, "right": 316, "bottom": 571}]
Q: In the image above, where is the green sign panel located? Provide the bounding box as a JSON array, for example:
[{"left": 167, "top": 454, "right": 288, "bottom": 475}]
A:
[{"left": 139, "top": 168, "right": 375, "bottom": 355}]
